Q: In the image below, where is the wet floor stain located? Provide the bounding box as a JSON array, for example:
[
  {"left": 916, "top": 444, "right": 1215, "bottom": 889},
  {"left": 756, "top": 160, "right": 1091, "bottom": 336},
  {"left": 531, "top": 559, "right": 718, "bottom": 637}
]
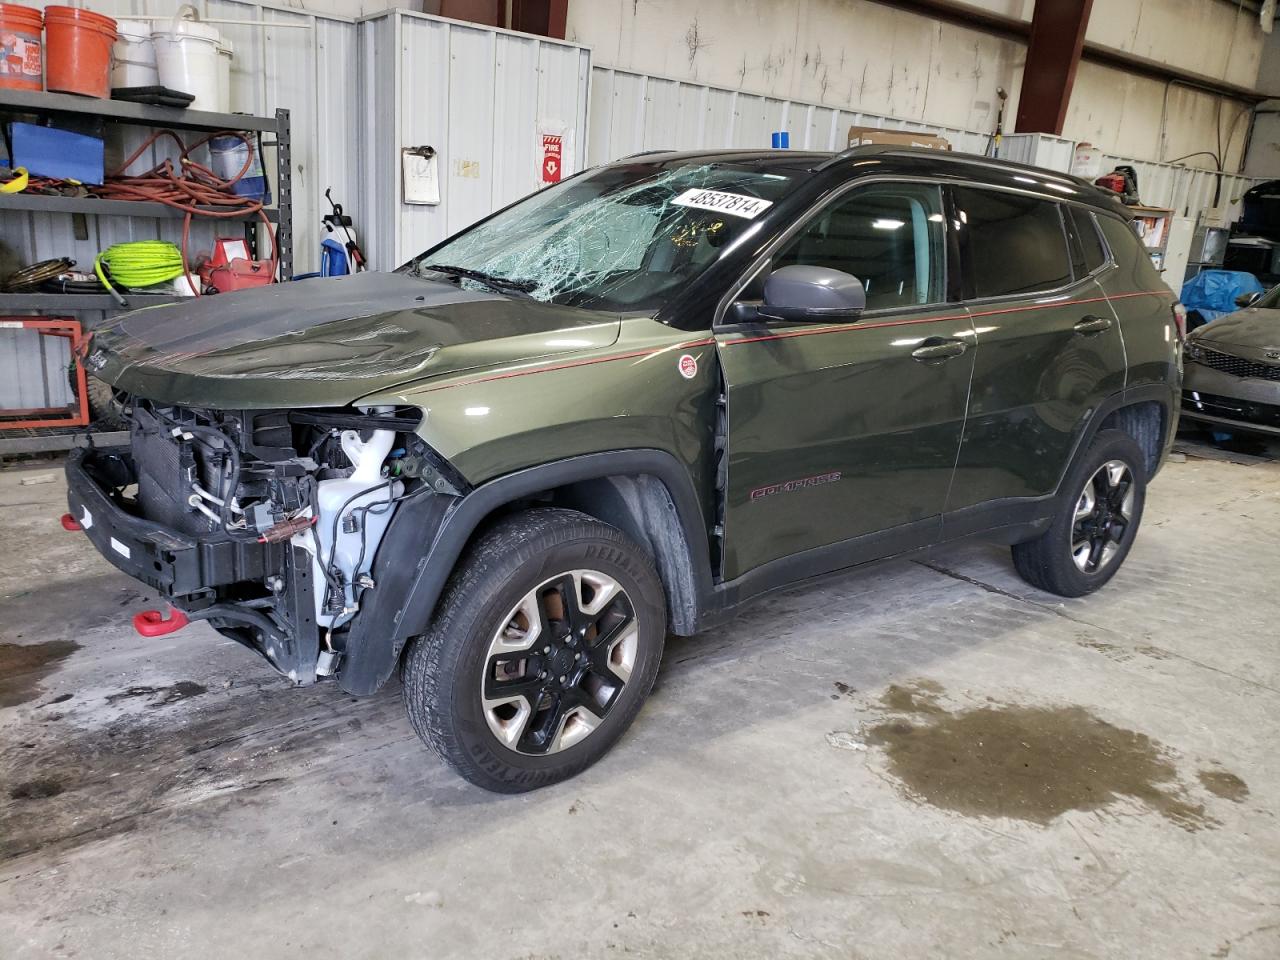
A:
[
  {"left": 105, "top": 681, "right": 208, "bottom": 708},
  {"left": 863, "top": 680, "right": 1227, "bottom": 831},
  {"left": 9, "top": 778, "right": 64, "bottom": 801},
  {"left": 0, "top": 640, "right": 80, "bottom": 708},
  {"left": 1198, "top": 770, "right": 1249, "bottom": 803}
]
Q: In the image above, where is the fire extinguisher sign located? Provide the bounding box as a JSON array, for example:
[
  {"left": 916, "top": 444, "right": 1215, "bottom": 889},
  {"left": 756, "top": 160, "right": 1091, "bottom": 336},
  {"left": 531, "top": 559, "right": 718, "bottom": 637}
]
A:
[
  {"left": 541, "top": 134, "right": 563, "bottom": 184},
  {"left": 537, "top": 122, "right": 572, "bottom": 187}
]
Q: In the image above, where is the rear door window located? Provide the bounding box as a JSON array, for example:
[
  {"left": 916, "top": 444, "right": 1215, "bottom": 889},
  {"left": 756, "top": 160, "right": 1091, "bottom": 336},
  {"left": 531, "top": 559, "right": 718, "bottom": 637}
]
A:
[
  {"left": 953, "top": 187, "right": 1073, "bottom": 298},
  {"left": 773, "top": 182, "right": 947, "bottom": 310}
]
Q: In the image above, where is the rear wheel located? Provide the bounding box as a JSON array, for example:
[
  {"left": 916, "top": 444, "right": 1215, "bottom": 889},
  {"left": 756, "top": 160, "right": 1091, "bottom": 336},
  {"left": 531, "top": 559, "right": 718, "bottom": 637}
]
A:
[
  {"left": 1012, "top": 429, "right": 1147, "bottom": 597},
  {"left": 402, "top": 508, "right": 666, "bottom": 792}
]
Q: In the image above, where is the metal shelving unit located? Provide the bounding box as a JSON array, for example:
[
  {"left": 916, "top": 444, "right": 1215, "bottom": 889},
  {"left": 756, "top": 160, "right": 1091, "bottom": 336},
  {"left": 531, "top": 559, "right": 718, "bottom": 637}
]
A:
[
  {"left": 0, "top": 193, "right": 279, "bottom": 222},
  {"left": 0, "top": 91, "right": 293, "bottom": 453},
  {"left": 0, "top": 292, "right": 183, "bottom": 310},
  {"left": 0, "top": 88, "right": 281, "bottom": 133}
]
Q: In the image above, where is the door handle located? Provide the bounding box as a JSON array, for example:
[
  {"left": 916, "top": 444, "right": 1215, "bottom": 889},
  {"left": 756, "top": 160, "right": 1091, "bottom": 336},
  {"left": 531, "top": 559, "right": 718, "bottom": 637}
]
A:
[
  {"left": 1074, "top": 315, "right": 1113, "bottom": 335},
  {"left": 911, "top": 339, "right": 968, "bottom": 361}
]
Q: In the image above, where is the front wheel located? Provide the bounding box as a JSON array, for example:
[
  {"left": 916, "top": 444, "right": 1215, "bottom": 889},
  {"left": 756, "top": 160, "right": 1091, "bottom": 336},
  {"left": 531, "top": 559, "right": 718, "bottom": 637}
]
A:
[
  {"left": 1012, "top": 429, "right": 1147, "bottom": 597},
  {"left": 402, "top": 508, "right": 666, "bottom": 792}
]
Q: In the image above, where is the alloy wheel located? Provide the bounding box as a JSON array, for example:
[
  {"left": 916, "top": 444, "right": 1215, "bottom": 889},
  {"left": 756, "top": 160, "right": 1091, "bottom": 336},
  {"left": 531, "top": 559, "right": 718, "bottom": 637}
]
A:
[
  {"left": 481, "top": 570, "right": 639, "bottom": 755},
  {"left": 1071, "top": 459, "right": 1135, "bottom": 574}
]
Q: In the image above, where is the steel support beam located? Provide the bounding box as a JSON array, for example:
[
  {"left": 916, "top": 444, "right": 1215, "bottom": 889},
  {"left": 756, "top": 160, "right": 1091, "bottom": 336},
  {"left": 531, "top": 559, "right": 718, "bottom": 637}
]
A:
[
  {"left": 1015, "top": 0, "right": 1094, "bottom": 135},
  {"left": 506, "top": 0, "right": 568, "bottom": 38},
  {"left": 865, "top": 0, "right": 1276, "bottom": 103}
]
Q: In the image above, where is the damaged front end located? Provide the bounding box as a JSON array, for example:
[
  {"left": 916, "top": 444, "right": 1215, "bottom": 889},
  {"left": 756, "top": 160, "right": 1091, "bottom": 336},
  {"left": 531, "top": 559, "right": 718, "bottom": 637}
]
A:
[{"left": 66, "top": 399, "right": 464, "bottom": 685}]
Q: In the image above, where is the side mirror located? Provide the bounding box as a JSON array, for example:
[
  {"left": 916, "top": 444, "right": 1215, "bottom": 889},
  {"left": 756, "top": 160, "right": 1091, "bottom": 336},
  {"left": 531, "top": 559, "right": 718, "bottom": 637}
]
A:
[
  {"left": 756, "top": 265, "right": 866, "bottom": 323},
  {"left": 1235, "top": 291, "right": 1262, "bottom": 308}
]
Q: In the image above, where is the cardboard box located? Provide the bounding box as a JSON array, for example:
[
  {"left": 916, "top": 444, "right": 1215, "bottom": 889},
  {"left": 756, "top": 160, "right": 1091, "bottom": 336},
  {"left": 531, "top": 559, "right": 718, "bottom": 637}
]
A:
[{"left": 846, "top": 125, "right": 951, "bottom": 151}]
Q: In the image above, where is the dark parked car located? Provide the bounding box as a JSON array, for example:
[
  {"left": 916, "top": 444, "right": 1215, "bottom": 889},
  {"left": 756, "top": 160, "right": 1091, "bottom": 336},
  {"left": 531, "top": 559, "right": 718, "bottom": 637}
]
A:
[
  {"left": 1183, "top": 286, "right": 1280, "bottom": 436},
  {"left": 66, "top": 147, "right": 1182, "bottom": 791}
]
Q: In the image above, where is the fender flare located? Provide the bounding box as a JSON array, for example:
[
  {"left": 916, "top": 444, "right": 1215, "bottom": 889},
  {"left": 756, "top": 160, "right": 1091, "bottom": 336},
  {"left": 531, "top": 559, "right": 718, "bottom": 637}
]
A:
[
  {"left": 338, "top": 448, "right": 714, "bottom": 696},
  {"left": 1055, "top": 382, "right": 1177, "bottom": 494}
]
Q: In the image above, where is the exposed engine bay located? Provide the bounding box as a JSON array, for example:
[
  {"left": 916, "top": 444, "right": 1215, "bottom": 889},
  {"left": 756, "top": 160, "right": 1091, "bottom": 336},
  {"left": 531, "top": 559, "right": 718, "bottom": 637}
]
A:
[{"left": 74, "top": 398, "right": 464, "bottom": 683}]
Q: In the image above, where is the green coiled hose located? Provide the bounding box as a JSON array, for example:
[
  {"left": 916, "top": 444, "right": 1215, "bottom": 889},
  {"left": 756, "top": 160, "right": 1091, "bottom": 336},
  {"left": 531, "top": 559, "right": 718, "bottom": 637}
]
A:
[{"left": 94, "top": 241, "right": 186, "bottom": 299}]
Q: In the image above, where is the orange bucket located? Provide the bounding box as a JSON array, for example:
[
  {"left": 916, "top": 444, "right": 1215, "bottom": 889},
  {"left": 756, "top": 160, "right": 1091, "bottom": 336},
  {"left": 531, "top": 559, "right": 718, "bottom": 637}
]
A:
[
  {"left": 44, "top": 5, "right": 117, "bottom": 98},
  {"left": 0, "top": 3, "right": 43, "bottom": 91}
]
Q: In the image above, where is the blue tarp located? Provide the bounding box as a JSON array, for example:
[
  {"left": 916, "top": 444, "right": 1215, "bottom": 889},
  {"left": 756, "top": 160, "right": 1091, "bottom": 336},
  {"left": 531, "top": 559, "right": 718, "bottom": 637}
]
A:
[{"left": 1180, "top": 269, "right": 1265, "bottom": 324}]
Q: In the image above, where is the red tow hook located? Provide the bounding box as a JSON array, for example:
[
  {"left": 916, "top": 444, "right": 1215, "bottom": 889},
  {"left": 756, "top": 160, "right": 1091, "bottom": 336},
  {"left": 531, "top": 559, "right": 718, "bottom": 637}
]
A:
[
  {"left": 133, "top": 607, "right": 190, "bottom": 637},
  {"left": 60, "top": 512, "right": 82, "bottom": 531}
]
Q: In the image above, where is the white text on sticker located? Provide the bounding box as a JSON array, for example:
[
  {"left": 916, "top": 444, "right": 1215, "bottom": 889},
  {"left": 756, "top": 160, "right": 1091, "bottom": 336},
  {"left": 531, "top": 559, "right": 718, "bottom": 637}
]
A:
[{"left": 672, "top": 189, "right": 773, "bottom": 219}]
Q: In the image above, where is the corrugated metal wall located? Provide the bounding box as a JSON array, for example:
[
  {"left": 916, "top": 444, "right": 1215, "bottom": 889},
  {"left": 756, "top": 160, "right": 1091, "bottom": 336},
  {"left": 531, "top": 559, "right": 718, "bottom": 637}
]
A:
[
  {"left": 0, "top": 10, "right": 1264, "bottom": 418},
  {"left": 0, "top": 324, "right": 79, "bottom": 413},
  {"left": 588, "top": 75, "right": 1258, "bottom": 229},
  {"left": 0, "top": 0, "right": 360, "bottom": 412},
  {"left": 587, "top": 66, "right": 990, "bottom": 163},
  {"left": 998, "top": 132, "right": 1256, "bottom": 224},
  {"left": 357, "top": 10, "right": 591, "bottom": 270}
]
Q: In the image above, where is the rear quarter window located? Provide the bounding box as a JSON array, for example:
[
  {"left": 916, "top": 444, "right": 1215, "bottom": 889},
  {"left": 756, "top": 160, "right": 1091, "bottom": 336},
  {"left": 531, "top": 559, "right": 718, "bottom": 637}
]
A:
[
  {"left": 954, "top": 187, "right": 1073, "bottom": 298},
  {"left": 1069, "top": 207, "right": 1108, "bottom": 274},
  {"left": 1096, "top": 214, "right": 1163, "bottom": 284}
]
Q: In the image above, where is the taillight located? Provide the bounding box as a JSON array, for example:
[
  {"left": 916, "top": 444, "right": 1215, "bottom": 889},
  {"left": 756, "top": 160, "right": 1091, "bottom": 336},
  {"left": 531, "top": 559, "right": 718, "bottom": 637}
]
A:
[{"left": 1172, "top": 302, "right": 1187, "bottom": 343}]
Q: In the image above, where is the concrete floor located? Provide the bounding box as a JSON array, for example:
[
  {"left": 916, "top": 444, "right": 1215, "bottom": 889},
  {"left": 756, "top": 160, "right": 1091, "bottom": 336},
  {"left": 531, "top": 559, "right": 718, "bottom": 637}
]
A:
[{"left": 1, "top": 436, "right": 1278, "bottom": 959}]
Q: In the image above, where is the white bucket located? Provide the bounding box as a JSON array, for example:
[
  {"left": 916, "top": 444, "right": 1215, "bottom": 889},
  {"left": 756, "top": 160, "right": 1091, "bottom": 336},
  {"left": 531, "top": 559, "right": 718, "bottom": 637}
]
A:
[
  {"left": 151, "top": 6, "right": 224, "bottom": 111},
  {"left": 1070, "top": 143, "right": 1104, "bottom": 180},
  {"left": 216, "top": 37, "right": 233, "bottom": 114},
  {"left": 111, "top": 21, "right": 158, "bottom": 89}
]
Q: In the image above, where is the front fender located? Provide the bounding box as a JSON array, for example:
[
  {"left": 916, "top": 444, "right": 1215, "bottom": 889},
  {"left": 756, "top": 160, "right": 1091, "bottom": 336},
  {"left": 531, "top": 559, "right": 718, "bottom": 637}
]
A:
[{"left": 338, "top": 448, "right": 713, "bottom": 696}]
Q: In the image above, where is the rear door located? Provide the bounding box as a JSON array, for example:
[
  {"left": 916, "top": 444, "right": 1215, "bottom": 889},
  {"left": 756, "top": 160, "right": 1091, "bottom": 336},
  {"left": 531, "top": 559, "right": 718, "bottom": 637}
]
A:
[
  {"left": 715, "top": 180, "right": 976, "bottom": 582},
  {"left": 943, "top": 189, "right": 1128, "bottom": 536}
]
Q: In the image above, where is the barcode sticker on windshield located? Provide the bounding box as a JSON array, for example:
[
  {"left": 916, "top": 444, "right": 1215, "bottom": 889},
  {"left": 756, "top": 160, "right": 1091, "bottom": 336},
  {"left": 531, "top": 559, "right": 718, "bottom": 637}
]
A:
[{"left": 671, "top": 189, "right": 773, "bottom": 219}]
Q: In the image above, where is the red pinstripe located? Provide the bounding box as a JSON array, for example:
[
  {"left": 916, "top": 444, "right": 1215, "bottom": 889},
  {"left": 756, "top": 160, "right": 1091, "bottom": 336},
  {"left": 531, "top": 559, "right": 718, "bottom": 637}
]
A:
[
  {"left": 725, "top": 290, "right": 1171, "bottom": 346},
  {"left": 419, "top": 336, "right": 716, "bottom": 393},
  {"left": 418, "top": 290, "right": 1169, "bottom": 392}
]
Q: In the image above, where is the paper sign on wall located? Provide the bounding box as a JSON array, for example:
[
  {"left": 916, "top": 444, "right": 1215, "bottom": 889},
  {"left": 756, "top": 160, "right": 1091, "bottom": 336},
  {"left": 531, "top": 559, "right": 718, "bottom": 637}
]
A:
[
  {"left": 402, "top": 145, "right": 440, "bottom": 205},
  {"left": 537, "top": 121, "right": 573, "bottom": 187}
]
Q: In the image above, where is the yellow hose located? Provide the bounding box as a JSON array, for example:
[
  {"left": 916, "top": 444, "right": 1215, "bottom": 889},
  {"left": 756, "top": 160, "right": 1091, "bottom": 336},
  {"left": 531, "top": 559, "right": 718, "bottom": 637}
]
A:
[{"left": 95, "top": 241, "right": 186, "bottom": 296}]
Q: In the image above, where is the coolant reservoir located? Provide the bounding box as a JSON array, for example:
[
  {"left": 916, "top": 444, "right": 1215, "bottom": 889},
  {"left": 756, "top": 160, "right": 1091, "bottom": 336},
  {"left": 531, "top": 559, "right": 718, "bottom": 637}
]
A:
[{"left": 309, "top": 420, "right": 404, "bottom": 628}]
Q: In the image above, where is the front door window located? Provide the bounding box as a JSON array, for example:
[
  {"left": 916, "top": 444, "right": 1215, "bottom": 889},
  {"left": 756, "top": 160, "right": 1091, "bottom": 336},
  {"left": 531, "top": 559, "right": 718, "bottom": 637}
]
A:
[{"left": 773, "top": 182, "right": 947, "bottom": 310}]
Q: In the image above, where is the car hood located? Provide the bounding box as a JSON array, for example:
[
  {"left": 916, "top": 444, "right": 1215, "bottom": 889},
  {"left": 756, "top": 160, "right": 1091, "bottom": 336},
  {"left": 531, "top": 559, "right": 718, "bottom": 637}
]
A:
[
  {"left": 1191, "top": 308, "right": 1280, "bottom": 351},
  {"left": 84, "top": 271, "right": 621, "bottom": 408}
]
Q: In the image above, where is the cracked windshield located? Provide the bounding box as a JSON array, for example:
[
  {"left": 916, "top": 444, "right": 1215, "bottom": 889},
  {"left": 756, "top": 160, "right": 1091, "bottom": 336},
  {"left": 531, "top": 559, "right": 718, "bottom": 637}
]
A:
[{"left": 405, "top": 161, "right": 797, "bottom": 311}]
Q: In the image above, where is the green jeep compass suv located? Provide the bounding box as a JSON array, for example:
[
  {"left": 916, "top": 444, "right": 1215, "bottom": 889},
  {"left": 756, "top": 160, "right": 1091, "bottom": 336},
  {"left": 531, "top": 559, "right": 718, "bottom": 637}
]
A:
[{"left": 66, "top": 146, "right": 1183, "bottom": 791}]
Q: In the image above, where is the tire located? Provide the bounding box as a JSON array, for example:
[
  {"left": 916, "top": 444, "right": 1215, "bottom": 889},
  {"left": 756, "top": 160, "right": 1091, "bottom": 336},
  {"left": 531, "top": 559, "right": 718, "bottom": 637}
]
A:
[
  {"left": 69, "top": 367, "right": 128, "bottom": 429},
  {"left": 1011, "top": 429, "right": 1147, "bottom": 598},
  {"left": 402, "top": 507, "right": 666, "bottom": 793}
]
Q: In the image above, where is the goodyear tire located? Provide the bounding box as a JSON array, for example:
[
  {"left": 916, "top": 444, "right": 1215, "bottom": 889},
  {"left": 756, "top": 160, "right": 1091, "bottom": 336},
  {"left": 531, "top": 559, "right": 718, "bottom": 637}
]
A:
[{"left": 402, "top": 508, "right": 666, "bottom": 792}]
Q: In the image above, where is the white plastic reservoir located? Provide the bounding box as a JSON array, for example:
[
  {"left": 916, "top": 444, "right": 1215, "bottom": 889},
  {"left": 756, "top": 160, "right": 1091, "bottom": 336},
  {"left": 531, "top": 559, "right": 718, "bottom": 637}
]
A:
[{"left": 306, "top": 421, "right": 404, "bottom": 629}]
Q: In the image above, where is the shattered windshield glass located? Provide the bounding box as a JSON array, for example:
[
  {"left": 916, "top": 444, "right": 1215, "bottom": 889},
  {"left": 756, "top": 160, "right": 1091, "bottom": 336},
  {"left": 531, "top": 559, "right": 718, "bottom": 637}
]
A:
[{"left": 405, "top": 161, "right": 797, "bottom": 312}]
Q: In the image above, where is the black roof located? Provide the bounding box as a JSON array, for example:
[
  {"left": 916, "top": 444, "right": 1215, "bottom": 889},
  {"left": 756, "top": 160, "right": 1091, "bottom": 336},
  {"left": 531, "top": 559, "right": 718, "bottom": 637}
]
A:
[{"left": 615, "top": 145, "right": 1126, "bottom": 215}]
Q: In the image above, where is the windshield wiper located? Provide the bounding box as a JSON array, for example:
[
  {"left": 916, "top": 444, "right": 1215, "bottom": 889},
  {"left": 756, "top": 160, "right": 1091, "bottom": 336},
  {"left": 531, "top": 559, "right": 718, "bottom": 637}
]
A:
[{"left": 417, "top": 263, "right": 538, "bottom": 296}]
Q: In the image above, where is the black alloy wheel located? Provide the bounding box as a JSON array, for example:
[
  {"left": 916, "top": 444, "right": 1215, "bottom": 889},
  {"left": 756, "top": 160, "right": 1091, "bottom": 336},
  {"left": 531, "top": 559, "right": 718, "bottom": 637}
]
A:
[
  {"left": 1070, "top": 459, "right": 1136, "bottom": 575},
  {"left": 482, "top": 570, "right": 639, "bottom": 755}
]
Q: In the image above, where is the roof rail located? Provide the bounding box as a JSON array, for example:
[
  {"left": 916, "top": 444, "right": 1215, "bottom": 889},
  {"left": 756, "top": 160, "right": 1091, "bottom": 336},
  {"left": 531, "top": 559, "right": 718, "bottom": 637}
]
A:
[
  {"left": 809, "top": 144, "right": 892, "bottom": 172},
  {"left": 618, "top": 149, "right": 677, "bottom": 160},
  {"left": 814, "top": 143, "right": 1096, "bottom": 190}
]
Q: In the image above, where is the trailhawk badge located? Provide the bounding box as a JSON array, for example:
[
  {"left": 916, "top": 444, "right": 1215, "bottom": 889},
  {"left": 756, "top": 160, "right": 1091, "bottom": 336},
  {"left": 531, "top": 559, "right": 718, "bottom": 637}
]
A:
[{"left": 678, "top": 354, "right": 698, "bottom": 379}]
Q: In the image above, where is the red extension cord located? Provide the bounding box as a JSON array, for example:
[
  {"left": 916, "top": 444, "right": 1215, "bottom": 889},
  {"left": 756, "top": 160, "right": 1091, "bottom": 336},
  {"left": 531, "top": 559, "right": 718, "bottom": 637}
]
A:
[{"left": 89, "top": 129, "right": 279, "bottom": 296}]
